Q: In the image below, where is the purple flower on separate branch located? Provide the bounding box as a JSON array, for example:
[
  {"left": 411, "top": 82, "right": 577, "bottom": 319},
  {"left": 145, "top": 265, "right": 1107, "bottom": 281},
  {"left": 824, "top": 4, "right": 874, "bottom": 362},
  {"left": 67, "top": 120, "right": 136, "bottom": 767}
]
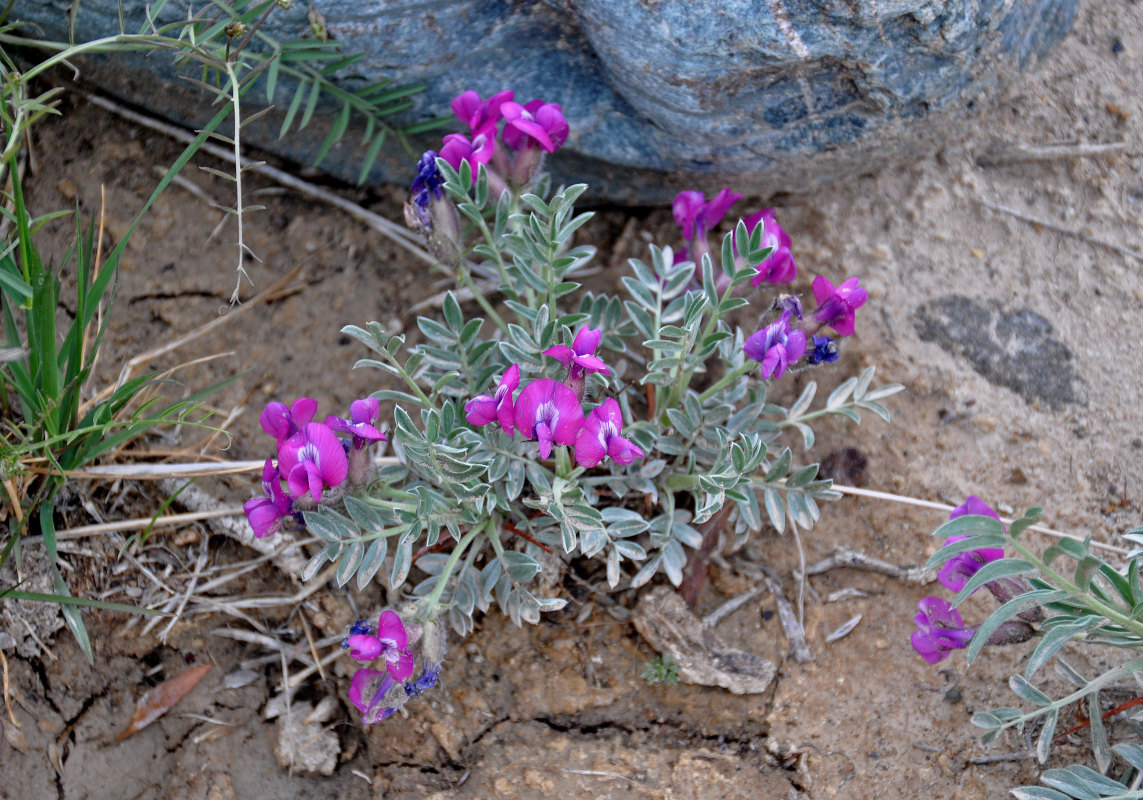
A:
[
  {"left": 411, "top": 150, "right": 444, "bottom": 200},
  {"left": 513, "top": 379, "right": 585, "bottom": 460},
  {"left": 465, "top": 364, "right": 521, "bottom": 435},
  {"left": 348, "top": 668, "right": 400, "bottom": 723},
  {"left": 746, "top": 209, "right": 797, "bottom": 285},
  {"left": 673, "top": 188, "right": 743, "bottom": 268},
  {"left": 744, "top": 312, "right": 807, "bottom": 379},
  {"left": 260, "top": 397, "right": 318, "bottom": 444},
  {"left": 243, "top": 459, "right": 293, "bottom": 538},
  {"left": 325, "top": 398, "right": 386, "bottom": 451},
  {"left": 500, "top": 100, "right": 569, "bottom": 153},
  {"left": 812, "top": 276, "right": 868, "bottom": 337},
  {"left": 276, "top": 422, "right": 349, "bottom": 504},
  {"left": 451, "top": 89, "right": 513, "bottom": 134},
  {"left": 346, "top": 610, "right": 415, "bottom": 682},
  {"left": 574, "top": 398, "right": 644, "bottom": 468},
  {"left": 808, "top": 335, "right": 838, "bottom": 365},
  {"left": 673, "top": 189, "right": 742, "bottom": 242},
  {"left": 543, "top": 328, "right": 610, "bottom": 381},
  {"left": 911, "top": 596, "right": 974, "bottom": 664}
]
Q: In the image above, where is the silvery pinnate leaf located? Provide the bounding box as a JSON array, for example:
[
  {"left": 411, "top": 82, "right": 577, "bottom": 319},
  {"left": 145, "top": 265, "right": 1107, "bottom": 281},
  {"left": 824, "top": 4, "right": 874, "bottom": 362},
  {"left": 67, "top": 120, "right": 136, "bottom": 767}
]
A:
[
  {"left": 1026, "top": 616, "right": 1100, "bottom": 679},
  {"left": 356, "top": 538, "right": 388, "bottom": 590},
  {"left": 336, "top": 541, "right": 365, "bottom": 587}
]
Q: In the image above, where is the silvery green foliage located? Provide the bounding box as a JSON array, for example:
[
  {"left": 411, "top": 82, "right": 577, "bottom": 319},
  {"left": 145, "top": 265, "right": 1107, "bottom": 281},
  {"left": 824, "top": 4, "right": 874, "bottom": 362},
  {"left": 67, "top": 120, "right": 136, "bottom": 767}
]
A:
[
  {"left": 930, "top": 515, "right": 1143, "bottom": 796},
  {"left": 307, "top": 162, "right": 901, "bottom": 636}
]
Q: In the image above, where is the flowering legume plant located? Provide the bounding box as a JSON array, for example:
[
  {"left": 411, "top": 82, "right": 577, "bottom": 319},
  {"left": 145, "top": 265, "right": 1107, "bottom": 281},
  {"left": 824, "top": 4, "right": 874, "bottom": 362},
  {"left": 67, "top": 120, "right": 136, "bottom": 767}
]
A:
[
  {"left": 920, "top": 499, "right": 1143, "bottom": 798},
  {"left": 245, "top": 89, "right": 902, "bottom": 724}
]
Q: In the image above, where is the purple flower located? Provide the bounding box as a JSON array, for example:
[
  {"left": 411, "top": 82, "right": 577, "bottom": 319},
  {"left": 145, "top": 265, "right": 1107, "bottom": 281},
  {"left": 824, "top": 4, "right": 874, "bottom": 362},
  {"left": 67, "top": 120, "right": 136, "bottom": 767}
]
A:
[
  {"left": 673, "top": 188, "right": 742, "bottom": 267},
  {"left": 746, "top": 209, "right": 797, "bottom": 285},
  {"left": 808, "top": 335, "right": 838, "bottom": 365},
  {"left": 348, "top": 668, "right": 400, "bottom": 723},
  {"left": 939, "top": 496, "right": 1006, "bottom": 593},
  {"left": 276, "top": 422, "right": 348, "bottom": 504},
  {"left": 325, "top": 398, "right": 385, "bottom": 451},
  {"left": 404, "top": 663, "right": 440, "bottom": 697},
  {"left": 439, "top": 130, "right": 496, "bottom": 182},
  {"left": 410, "top": 150, "right": 444, "bottom": 215},
  {"left": 465, "top": 364, "right": 521, "bottom": 435},
  {"left": 346, "top": 609, "right": 415, "bottom": 682},
  {"left": 776, "top": 294, "right": 803, "bottom": 320},
  {"left": 543, "top": 328, "right": 610, "bottom": 382},
  {"left": 242, "top": 459, "right": 293, "bottom": 538},
  {"left": 812, "top": 276, "right": 868, "bottom": 337},
  {"left": 259, "top": 397, "right": 317, "bottom": 444},
  {"left": 450, "top": 89, "right": 513, "bottom": 134},
  {"left": 949, "top": 495, "right": 1002, "bottom": 522},
  {"left": 938, "top": 546, "right": 1005, "bottom": 593},
  {"left": 743, "top": 312, "right": 807, "bottom": 379},
  {"left": 574, "top": 398, "right": 643, "bottom": 468},
  {"left": 500, "top": 100, "right": 569, "bottom": 153},
  {"left": 513, "top": 379, "right": 585, "bottom": 460},
  {"left": 911, "top": 596, "right": 974, "bottom": 664},
  {"left": 673, "top": 189, "right": 742, "bottom": 243}
]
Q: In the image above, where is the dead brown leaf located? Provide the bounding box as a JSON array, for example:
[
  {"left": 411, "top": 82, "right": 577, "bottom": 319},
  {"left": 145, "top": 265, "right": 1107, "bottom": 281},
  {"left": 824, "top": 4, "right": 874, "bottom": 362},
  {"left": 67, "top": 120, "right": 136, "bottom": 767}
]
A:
[{"left": 114, "top": 664, "right": 212, "bottom": 742}]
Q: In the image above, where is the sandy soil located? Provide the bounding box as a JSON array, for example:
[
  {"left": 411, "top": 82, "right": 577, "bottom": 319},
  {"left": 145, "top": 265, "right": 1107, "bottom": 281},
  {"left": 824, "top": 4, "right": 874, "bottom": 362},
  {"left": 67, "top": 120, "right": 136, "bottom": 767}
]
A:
[{"left": 2, "top": 1, "right": 1143, "bottom": 798}]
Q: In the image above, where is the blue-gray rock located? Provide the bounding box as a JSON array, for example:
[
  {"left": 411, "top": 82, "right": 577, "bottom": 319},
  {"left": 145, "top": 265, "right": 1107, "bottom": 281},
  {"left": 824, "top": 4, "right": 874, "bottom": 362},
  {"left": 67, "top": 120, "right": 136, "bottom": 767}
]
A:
[
  {"left": 915, "top": 295, "right": 1085, "bottom": 410},
  {"left": 14, "top": 0, "right": 1077, "bottom": 203}
]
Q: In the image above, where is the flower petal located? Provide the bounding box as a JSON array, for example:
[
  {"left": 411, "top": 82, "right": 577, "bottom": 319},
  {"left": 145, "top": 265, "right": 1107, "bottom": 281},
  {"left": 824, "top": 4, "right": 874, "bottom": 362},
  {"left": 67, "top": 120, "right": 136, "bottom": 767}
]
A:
[
  {"left": 465, "top": 395, "right": 498, "bottom": 427},
  {"left": 347, "top": 634, "right": 383, "bottom": 662},
  {"left": 811, "top": 275, "right": 835, "bottom": 306},
  {"left": 375, "top": 610, "right": 408, "bottom": 651},
  {"left": 574, "top": 423, "right": 607, "bottom": 468},
  {"left": 607, "top": 436, "right": 643, "bottom": 465},
  {"left": 543, "top": 344, "right": 575, "bottom": 369},
  {"left": 348, "top": 668, "right": 389, "bottom": 713},
  {"left": 386, "top": 650, "right": 416, "bottom": 683}
]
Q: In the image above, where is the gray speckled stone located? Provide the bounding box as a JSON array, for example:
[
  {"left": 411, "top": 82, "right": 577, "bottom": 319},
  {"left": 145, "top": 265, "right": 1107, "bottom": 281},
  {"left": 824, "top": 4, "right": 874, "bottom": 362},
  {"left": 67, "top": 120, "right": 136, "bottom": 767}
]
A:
[
  {"left": 915, "top": 295, "right": 1085, "bottom": 410},
  {"left": 15, "top": 0, "right": 1076, "bottom": 202}
]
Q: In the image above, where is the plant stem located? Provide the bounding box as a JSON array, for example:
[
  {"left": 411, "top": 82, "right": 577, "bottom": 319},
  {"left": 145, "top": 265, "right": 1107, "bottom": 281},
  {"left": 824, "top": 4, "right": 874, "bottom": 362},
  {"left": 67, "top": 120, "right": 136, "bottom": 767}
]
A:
[
  {"left": 1010, "top": 539, "right": 1143, "bottom": 638},
  {"left": 699, "top": 361, "right": 755, "bottom": 403},
  {"left": 456, "top": 263, "right": 507, "bottom": 332},
  {"left": 420, "top": 522, "right": 486, "bottom": 616},
  {"left": 995, "top": 656, "right": 1143, "bottom": 733}
]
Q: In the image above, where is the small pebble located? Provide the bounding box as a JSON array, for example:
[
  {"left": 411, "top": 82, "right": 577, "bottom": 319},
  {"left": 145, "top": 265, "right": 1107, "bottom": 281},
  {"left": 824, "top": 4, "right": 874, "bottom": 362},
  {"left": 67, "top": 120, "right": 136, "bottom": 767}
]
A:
[{"left": 222, "top": 669, "right": 261, "bottom": 689}]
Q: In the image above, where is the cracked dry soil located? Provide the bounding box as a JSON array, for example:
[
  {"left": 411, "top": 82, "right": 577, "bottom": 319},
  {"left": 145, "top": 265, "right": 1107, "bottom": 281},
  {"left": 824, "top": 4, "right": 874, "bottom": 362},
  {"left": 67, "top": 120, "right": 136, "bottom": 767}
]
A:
[{"left": 4, "top": 2, "right": 1143, "bottom": 797}]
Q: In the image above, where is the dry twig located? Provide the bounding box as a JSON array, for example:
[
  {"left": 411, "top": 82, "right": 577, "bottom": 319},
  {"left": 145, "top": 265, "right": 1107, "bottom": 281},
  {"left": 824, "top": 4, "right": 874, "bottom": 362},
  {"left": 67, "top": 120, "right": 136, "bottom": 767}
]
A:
[
  {"left": 976, "top": 139, "right": 1127, "bottom": 167},
  {"left": 976, "top": 199, "right": 1143, "bottom": 264}
]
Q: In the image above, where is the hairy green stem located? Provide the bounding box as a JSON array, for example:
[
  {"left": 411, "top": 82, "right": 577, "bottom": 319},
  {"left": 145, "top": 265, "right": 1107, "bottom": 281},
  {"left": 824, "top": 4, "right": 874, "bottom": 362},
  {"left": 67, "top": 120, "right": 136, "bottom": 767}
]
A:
[
  {"left": 456, "top": 263, "right": 507, "bottom": 332},
  {"left": 994, "top": 656, "right": 1143, "bottom": 734},
  {"left": 1010, "top": 539, "right": 1143, "bottom": 639},
  {"left": 698, "top": 361, "right": 755, "bottom": 404},
  {"left": 420, "top": 522, "right": 486, "bottom": 616}
]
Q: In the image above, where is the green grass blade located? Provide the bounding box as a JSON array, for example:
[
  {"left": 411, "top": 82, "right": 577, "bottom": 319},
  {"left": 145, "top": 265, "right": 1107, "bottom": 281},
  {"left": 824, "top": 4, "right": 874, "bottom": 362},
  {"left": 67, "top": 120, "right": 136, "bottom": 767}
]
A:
[
  {"left": 40, "top": 503, "right": 94, "bottom": 664},
  {"left": 0, "top": 589, "right": 162, "bottom": 615},
  {"left": 279, "top": 78, "right": 307, "bottom": 137}
]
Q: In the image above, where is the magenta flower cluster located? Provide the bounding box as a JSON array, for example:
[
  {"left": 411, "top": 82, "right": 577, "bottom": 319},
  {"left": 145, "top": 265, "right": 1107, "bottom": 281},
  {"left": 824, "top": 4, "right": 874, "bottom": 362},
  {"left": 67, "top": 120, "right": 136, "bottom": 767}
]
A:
[
  {"left": 242, "top": 397, "right": 386, "bottom": 538},
  {"left": 344, "top": 610, "right": 442, "bottom": 724},
  {"left": 673, "top": 189, "right": 797, "bottom": 287},
  {"left": 464, "top": 327, "right": 643, "bottom": 469},
  {"left": 438, "top": 89, "right": 569, "bottom": 193},
  {"left": 672, "top": 188, "right": 868, "bottom": 381},
  {"left": 910, "top": 496, "right": 1004, "bottom": 663}
]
